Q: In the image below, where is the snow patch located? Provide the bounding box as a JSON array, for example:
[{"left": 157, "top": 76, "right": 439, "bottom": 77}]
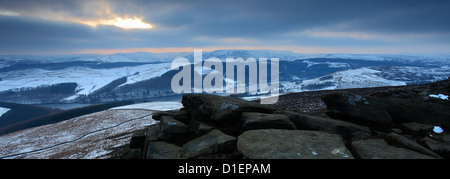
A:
[
  {"left": 0, "top": 107, "right": 10, "bottom": 117},
  {"left": 429, "top": 94, "right": 449, "bottom": 100},
  {"left": 111, "top": 101, "right": 183, "bottom": 111},
  {"left": 433, "top": 126, "right": 444, "bottom": 134}
]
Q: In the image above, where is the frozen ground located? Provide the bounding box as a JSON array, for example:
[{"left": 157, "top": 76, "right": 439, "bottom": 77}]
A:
[{"left": 0, "top": 101, "right": 182, "bottom": 159}]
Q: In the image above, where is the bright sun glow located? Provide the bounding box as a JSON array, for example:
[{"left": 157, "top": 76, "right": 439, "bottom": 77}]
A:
[
  {"left": 74, "top": 17, "right": 153, "bottom": 29},
  {"left": 108, "top": 18, "right": 152, "bottom": 29}
]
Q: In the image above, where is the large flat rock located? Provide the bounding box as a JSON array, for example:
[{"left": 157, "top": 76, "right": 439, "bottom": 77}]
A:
[
  {"left": 237, "top": 129, "right": 353, "bottom": 159},
  {"left": 241, "top": 112, "right": 296, "bottom": 131},
  {"left": 321, "top": 92, "right": 392, "bottom": 125},
  {"left": 146, "top": 141, "right": 181, "bottom": 159},
  {"left": 180, "top": 129, "right": 236, "bottom": 159},
  {"left": 158, "top": 116, "right": 191, "bottom": 145},
  {"left": 277, "top": 110, "right": 370, "bottom": 138},
  {"left": 182, "top": 94, "right": 276, "bottom": 124},
  {"left": 351, "top": 139, "right": 437, "bottom": 159}
]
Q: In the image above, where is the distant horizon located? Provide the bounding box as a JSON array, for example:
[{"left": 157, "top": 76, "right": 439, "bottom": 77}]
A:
[{"left": 2, "top": 48, "right": 450, "bottom": 57}]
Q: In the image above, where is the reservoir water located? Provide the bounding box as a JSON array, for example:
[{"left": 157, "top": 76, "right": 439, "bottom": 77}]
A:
[{"left": 35, "top": 95, "right": 183, "bottom": 110}]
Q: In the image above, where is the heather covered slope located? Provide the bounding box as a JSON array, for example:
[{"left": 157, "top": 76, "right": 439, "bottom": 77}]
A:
[{"left": 0, "top": 102, "right": 182, "bottom": 159}]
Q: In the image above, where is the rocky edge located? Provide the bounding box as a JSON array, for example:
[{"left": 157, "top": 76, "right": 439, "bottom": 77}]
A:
[{"left": 124, "top": 79, "right": 450, "bottom": 159}]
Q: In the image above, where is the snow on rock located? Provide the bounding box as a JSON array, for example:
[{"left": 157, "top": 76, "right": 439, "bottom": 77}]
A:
[
  {"left": 433, "top": 126, "right": 444, "bottom": 134},
  {"left": 429, "top": 94, "right": 449, "bottom": 100},
  {"left": 0, "top": 107, "right": 10, "bottom": 117}
]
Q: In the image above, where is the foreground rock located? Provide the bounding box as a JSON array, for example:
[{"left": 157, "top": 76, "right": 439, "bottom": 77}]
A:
[
  {"left": 157, "top": 116, "right": 191, "bottom": 145},
  {"left": 384, "top": 97, "right": 450, "bottom": 128},
  {"left": 322, "top": 89, "right": 450, "bottom": 129},
  {"left": 124, "top": 80, "right": 450, "bottom": 159},
  {"left": 321, "top": 92, "right": 393, "bottom": 125},
  {"left": 384, "top": 132, "right": 442, "bottom": 158},
  {"left": 419, "top": 136, "right": 450, "bottom": 158},
  {"left": 351, "top": 139, "right": 436, "bottom": 159},
  {"left": 180, "top": 129, "right": 236, "bottom": 159},
  {"left": 182, "top": 94, "right": 276, "bottom": 125},
  {"left": 152, "top": 110, "right": 189, "bottom": 124},
  {"left": 276, "top": 110, "right": 371, "bottom": 138},
  {"left": 128, "top": 94, "right": 358, "bottom": 159},
  {"left": 146, "top": 141, "right": 181, "bottom": 159},
  {"left": 237, "top": 129, "right": 353, "bottom": 159},
  {"left": 401, "top": 122, "right": 434, "bottom": 134},
  {"left": 240, "top": 112, "right": 296, "bottom": 131}
]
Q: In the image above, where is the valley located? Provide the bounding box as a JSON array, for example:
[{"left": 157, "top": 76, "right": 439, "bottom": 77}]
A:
[
  {"left": 1, "top": 50, "right": 449, "bottom": 137},
  {"left": 1, "top": 50, "right": 449, "bottom": 105}
]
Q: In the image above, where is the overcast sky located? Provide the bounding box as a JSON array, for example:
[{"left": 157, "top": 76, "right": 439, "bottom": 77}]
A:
[{"left": 0, "top": 0, "right": 449, "bottom": 55}]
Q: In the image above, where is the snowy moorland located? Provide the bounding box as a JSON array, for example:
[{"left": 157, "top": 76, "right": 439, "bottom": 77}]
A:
[
  {"left": 0, "top": 50, "right": 449, "bottom": 104},
  {"left": 281, "top": 68, "right": 407, "bottom": 93},
  {"left": 0, "top": 63, "right": 172, "bottom": 100},
  {"left": 0, "top": 101, "right": 182, "bottom": 159}
]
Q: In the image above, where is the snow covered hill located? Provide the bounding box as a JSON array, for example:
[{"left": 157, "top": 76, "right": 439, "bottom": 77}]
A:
[
  {"left": 0, "top": 50, "right": 449, "bottom": 104},
  {"left": 0, "top": 62, "right": 173, "bottom": 103},
  {"left": 281, "top": 68, "right": 407, "bottom": 93}
]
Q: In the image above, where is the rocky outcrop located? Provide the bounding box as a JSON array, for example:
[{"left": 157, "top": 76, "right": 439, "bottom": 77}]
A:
[
  {"left": 320, "top": 86, "right": 450, "bottom": 158},
  {"left": 125, "top": 88, "right": 449, "bottom": 159},
  {"left": 321, "top": 90, "right": 450, "bottom": 129},
  {"left": 181, "top": 94, "right": 276, "bottom": 125}
]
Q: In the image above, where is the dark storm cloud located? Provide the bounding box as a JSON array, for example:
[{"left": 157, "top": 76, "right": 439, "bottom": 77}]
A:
[
  {"left": 2, "top": 0, "right": 449, "bottom": 33},
  {"left": 0, "top": 0, "right": 449, "bottom": 54},
  {"left": 0, "top": 16, "right": 95, "bottom": 53},
  {"left": 132, "top": 0, "right": 450, "bottom": 36},
  {"left": 0, "top": 15, "right": 203, "bottom": 54}
]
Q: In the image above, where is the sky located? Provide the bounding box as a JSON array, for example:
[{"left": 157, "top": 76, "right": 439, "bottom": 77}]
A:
[{"left": 0, "top": 0, "right": 449, "bottom": 55}]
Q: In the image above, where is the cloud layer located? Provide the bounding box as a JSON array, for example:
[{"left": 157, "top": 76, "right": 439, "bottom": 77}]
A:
[{"left": 0, "top": 0, "right": 449, "bottom": 54}]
